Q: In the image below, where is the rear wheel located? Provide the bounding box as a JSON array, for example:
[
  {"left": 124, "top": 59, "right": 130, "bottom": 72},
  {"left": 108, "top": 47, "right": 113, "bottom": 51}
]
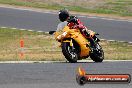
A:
[
  {"left": 90, "top": 43, "right": 104, "bottom": 62},
  {"left": 62, "top": 42, "right": 79, "bottom": 63}
]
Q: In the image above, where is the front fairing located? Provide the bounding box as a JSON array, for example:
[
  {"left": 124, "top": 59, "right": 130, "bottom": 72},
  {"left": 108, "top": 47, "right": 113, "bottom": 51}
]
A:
[{"left": 54, "top": 26, "right": 91, "bottom": 57}]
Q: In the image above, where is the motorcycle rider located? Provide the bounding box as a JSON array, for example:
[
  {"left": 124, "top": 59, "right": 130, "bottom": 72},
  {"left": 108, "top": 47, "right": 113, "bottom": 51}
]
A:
[{"left": 56, "top": 9, "right": 96, "bottom": 49}]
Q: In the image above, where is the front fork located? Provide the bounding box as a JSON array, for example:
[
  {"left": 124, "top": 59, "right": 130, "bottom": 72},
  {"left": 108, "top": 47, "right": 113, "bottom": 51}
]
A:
[
  {"left": 88, "top": 36, "right": 100, "bottom": 52},
  {"left": 64, "top": 39, "right": 77, "bottom": 58},
  {"left": 70, "top": 39, "right": 76, "bottom": 52},
  {"left": 63, "top": 39, "right": 75, "bottom": 51}
]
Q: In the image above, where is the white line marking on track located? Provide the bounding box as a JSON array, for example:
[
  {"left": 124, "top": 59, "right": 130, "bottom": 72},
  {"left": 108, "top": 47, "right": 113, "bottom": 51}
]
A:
[
  {"left": 1, "top": 27, "right": 7, "bottom": 28},
  {"left": 0, "top": 26, "right": 132, "bottom": 42},
  {"left": 0, "top": 60, "right": 132, "bottom": 63},
  {"left": 87, "top": 16, "right": 98, "bottom": 19},
  {"left": 37, "top": 31, "right": 43, "bottom": 32},
  {"left": 78, "top": 16, "right": 86, "bottom": 18},
  {"left": 87, "top": 16, "right": 132, "bottom": 22},
  {"left": 45, "top": 32, "right": 49, "bottom": 33},
  {"left": 20, "top": 29, "right": 26, "bottom": 30},
  {"left": 107, "top": 40, "right": 116, "bottom": 42},
  {"left": 128, "top": 42, "right": 132, "bottom": 44},
  {"left": 28, "top": 30, "right": 34, "bottom": 32},
  {"left": 11, "top": 28, "right": 17, "bottom": 29},
  {"left": 78, "top": 60, "right": 132, "bottom": 62}
]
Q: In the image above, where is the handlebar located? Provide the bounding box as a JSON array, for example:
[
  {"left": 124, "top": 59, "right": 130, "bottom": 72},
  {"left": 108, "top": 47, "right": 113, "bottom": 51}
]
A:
[
  {"left": 49, "top": 31, "right": 56, "bottom": 35},
  {"left": 95, "top": 33, "right": 99, "bottom": 35}
]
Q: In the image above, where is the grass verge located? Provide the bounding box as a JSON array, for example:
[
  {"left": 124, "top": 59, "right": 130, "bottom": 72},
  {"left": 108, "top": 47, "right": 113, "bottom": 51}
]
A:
[
  {"left": 0, "top": 0, "right": 132, "bottom": 17},
  {"left": 0, "top": 27, "right": 132, "bottom": 61}
]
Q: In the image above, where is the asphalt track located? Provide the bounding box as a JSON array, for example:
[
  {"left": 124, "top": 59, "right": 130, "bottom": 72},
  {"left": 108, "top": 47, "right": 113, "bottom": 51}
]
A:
[
  {"left": 0, "top": 61, "right": 131, "bottom": 88},
  {"left": 0, "top": 7, "right": 132, "bottom": 42},
  {"left": 0, "top": 6, "right": 132, "bottom": 88}
]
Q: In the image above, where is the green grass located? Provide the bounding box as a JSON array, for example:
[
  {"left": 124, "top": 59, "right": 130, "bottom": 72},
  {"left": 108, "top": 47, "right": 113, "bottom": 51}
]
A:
[
  {"left": 0, "top": 27, "right": 132, "bottom": 61},
  {"left": 0, "top": 0, "right": 63, "bottom": 10},
  {"left": 0, "top": 0, "right": 132, "bottom": 16},
  {"left": 99, "top": 0, "right": 132, "bottom": 16},
  {"left": 0, "top": 28, "right": 63, "bottom": 61},
  {"left": 101, "top": 41, "right": 132, "bottom": 60}
]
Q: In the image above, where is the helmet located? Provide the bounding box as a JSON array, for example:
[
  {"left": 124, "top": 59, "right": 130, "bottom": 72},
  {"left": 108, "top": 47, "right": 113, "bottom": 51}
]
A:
[{"left": 59, "top": 9, "right": 69, "bottom": 22}]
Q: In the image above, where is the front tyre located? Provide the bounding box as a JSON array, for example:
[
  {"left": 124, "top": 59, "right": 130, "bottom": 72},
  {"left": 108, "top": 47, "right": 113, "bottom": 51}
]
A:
[
  {"left": 62, "top": 42, "right": 78, "bottom": 63},
  {"left": 90, "top": 43, "right": 104, "bottom": 62}
]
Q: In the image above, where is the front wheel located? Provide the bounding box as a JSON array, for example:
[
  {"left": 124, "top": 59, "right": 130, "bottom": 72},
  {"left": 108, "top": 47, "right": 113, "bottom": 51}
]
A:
[
  {"left": 62, "top": 42, "right": 78, "bottom": 63},
  {"left": 90, "top": 43, "right": 104, "bottom": 62}
]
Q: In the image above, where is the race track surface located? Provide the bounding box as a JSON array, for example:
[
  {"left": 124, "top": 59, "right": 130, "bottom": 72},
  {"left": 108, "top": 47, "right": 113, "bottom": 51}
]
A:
[
  {"left": 0, "top": 7, "right": 132, "bottom": 42},
  {"left": 0, "top": 61, "right": 131, "bottom": 88},
  {"left": 0, "top": 7, "right": 132, "bottom": 88}
]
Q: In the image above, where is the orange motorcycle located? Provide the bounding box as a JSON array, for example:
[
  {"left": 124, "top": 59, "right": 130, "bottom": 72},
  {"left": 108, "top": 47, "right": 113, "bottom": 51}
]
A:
[{"left": 49, "top": 26, "right": 104, "bottom": 63}]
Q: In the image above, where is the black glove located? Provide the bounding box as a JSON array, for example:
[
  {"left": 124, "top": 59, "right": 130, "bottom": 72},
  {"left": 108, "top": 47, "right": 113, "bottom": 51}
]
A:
[
  {"left": 49, "top": 31, "right": 56, "bottom": 35},
  {"left": 67, "top": 16, "right": 78, "bottom": 25},
  {"left": 83, "top": 30, "right": 90, "bottom": 37}
]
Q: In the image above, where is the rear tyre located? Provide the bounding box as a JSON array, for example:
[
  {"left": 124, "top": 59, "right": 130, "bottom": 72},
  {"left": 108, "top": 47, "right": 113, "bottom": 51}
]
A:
[
  {"left": 90, "top": 43, "right": 104, "bottom": 62},
  {"left": 62, "top": 42, "right": 78, "bottom": 63}
]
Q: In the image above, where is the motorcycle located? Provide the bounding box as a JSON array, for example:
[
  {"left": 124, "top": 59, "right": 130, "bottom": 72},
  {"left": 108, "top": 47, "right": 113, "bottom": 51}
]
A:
[{"left": 49, "top": 26, "right": 104, "bottom": 63}]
